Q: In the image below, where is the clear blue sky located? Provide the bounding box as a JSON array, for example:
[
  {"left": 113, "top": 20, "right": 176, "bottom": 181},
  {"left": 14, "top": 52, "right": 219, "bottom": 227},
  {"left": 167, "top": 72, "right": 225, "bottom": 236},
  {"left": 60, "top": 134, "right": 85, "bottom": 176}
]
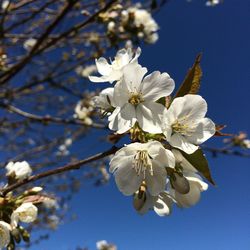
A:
[{"left": 33, "top": 1, "right": 250, "bottom": 249}]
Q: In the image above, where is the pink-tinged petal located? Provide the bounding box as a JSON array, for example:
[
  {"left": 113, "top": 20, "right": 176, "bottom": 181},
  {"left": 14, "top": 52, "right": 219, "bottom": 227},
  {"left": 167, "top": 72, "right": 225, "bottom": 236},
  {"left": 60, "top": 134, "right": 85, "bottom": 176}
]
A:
[
  {"left": 122, "top": 64, "right": 148, "bottom": 92},
  {"left": 136, "top": 102, "right": 165, "bottom": 133},
  {"left": 146, "top": 163, "right": 167, "bottom": 196},
  {"left": 108, "top": 104, "right": 136, "bottom": 134},
  {"left": 142, "top": 71, "right": 175, "bottom": 101},
  {"left": 170, "top": 133, "right": 198, "bottom": 154},
  {"left": 168, "top": 94, "right": 207, "bottom": 122},
  {"left": 95, "top": 57, "right": 112, "bottom": 76},
  {"left": 188, "top": 118, "right": 216, "bottom": 144}
]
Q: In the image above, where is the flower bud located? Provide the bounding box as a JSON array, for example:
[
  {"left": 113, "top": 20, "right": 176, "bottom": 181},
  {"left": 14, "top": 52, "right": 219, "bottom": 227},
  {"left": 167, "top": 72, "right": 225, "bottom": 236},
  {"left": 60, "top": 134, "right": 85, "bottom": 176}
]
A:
[
  {"left": 171, "top": 173, "right": 190, "bottom": 194},
  {"left": 133, "top": 186, "right": 147, "bottom": 211}
]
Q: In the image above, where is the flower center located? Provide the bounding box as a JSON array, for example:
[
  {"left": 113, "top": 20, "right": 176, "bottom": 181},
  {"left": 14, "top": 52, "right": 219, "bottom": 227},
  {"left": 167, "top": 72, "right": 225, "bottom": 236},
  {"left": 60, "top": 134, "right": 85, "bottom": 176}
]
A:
[
  {"left": 128, "top": 93, "right": 144, "bottom": 106},
  {"left": 133, "top": 150, "right": 153, "bottom": 178},
  {"left": 172, "top": 120, "right": 188, "bottom": 135}
]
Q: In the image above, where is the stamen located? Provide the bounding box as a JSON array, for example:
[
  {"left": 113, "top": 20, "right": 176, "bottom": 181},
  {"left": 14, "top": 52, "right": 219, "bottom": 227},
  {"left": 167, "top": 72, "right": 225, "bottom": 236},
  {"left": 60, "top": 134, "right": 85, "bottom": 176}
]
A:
[
  {"left": 128, "top": 92, "right": 144, "bottom": 106},
  {"left": 133, "top": 150, "right": 153, "bottom": 178},
  {"left": 172, "top": 119, "right": 195, "bottom": 136}
]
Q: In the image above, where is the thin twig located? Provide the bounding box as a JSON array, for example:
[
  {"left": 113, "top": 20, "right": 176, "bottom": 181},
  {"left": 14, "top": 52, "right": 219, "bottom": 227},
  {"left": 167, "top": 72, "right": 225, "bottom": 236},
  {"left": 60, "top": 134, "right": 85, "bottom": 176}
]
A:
[
  {"left": 0, "top": 102, "right": 106, "bottom": 129},
  {"left": 0, "top": 146, "right": 119, "bottom": 196}
]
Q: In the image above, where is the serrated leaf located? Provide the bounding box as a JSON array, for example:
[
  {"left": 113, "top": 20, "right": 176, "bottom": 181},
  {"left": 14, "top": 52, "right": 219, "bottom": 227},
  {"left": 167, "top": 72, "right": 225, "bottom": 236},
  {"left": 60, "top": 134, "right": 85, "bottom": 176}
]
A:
[
  {"left": 174, "top": 53, "right": 202, "bottom": 98},
  {"left": 181, "top": 149, "right": 215, "bottom": 185}
]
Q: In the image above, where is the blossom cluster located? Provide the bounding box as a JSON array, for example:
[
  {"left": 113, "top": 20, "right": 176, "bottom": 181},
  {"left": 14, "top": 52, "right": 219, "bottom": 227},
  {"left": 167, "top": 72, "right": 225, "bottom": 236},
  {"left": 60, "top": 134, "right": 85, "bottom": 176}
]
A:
[
  {"left": 0, "top": 161, "right": 58, "bottom": 249},
  {"left": 89, "top": 47, "right": 216, "bottom": 216},
  {"left": 99, "top": 3, "right": 159, "bottom": 44}
]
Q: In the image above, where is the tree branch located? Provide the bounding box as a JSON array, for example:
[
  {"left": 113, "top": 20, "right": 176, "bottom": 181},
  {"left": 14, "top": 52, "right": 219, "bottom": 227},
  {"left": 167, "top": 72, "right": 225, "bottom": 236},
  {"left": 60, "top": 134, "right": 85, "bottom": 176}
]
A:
[{"left": 0, "top": 146, "right": 119, "bottom": 196}]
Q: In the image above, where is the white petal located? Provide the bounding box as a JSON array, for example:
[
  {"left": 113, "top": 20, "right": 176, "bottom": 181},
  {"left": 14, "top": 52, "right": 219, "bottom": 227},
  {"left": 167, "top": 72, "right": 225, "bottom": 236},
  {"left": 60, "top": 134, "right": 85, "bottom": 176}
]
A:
[
  {"left": 142, "top": 71, "right": 175, "bottom": 102},
  {"left": 154, "top": 192, "right": 172, "bottom": 216},
  {"left": 122, "top": 63, "right": 148, "bottom": 92},
  {"left": 113, "top": 80, "right": 130, "bottom": 107},
  {"left": 172, "top": 149, "right": 197, "bottom": 172},
  {"left": 130, "top": 47, "right": 141, "bottom": 63},
  {"left": 174, "top": 182, "right": 201, "bottom": 208},
  {"left": 184, "top": 172, "right": 208, "bottom": 191},
  {"left": 114, "top": 49, "right": 130, "bottom": 67},
  {"left": 145, "top": 140, "right": 165, "bottom": 158},
  {"left": 146, "top": 163, "right": 166, "bottom": 196},
  {"left": 170, "top": 133, "right": 198, "bottom": 154},
  {"left": 108, "top": 104, "right": 136, "bottom": 134},
  {"left": 168, "top": 94, "right": 207, "bottom": 122},
  {"left": 188, "top": 118, "right": 216, "bottom": 144},
  {"left": 154, "top": 147, "right": 175, "bottom": 168},
  {"left": 136, "top": 102, "right": 165, "bottom": 133},
  {"left": 88, "top": 75, "right": 112, "bottom": 83},
  {"left": 95, "top": 57, "right": 112, "bottom": 76},
  {"left": 114, "top": 157, "right": 143, "bottom": 196}
]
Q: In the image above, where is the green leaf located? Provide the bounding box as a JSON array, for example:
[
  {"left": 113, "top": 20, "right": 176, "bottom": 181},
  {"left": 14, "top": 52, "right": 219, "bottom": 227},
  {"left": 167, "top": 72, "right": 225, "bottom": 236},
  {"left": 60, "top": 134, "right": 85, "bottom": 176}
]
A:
[
  {"left": 174, "top": 53, "right": 202, "bottom": 98},
  {"left": 181, "top": 149, "right": 215, "bottom": 185}
]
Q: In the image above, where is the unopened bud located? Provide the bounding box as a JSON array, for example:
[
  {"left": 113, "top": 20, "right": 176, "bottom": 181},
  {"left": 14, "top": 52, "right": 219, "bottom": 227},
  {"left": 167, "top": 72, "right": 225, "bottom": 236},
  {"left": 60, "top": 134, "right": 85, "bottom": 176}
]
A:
[
  {"left": 11, "top": 228, "right": 21, "bottom": 243},
  {"left": 171, "top": 173, "right": 190, "bottom": 194},
  {"left": 133, "top": 185, "right": 147, "bottom": 211}
]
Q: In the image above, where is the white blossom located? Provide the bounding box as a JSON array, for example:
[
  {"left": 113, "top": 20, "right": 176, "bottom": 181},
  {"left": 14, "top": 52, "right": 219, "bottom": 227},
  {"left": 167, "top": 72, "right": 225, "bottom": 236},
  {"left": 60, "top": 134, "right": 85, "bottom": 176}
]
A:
[
  {"left": 1, "top": 0, "right": 9, "bottom": 10},
  {"left": 169, "top": 171, "right": 208, "bottom": 208},
  {"left": 162, "top": 94, "right": 215, "bottom": 154},
  {"left": 89, "top": 47, "right": 141, "bottom": 83},
  {"left": 5, "top": 161, "right": 32, "bottom": 180},
  {"left": 11, "top": 203, "right": 38, "bottom": 228},
  {"left": 122, "top": 6, "right": 159, "bottom": 44},
  {"left": 243, "top": 139, "right": 250, "bottom": 149},
  {"left": 109, "top": 63, "right": 175, "bottom": 134},
  {"left": 206, "top": 0, "right": 220, "bottom": 7},
  {"left": 136, "top": 191, "right": 173, "bottom": 216},
  {"left": 96, "top": 240, "right": 117, "bottom": 250},
  {"left": 110, "top": 141, "right": 175, "bottom": 196},
  {"left": 43, "top": 197, "right": 59, "bottom": 209},
  {"left": 0, "top": 221, "right": 11, "bottom": 249},
  {"left": 23, "top": 38, "right": 37, "bottom": 51},
  {"left": 93, "top": 87, "right": 114, "bottom": 112},
  {"left": 172, "top": 149, "right": 197, "bottom": 172},
  {"left": 74, "top": 101, "right": 93, "bottom": 125},
  {"left": 76, "top": 65, "right": 97, "bottom": 78}
]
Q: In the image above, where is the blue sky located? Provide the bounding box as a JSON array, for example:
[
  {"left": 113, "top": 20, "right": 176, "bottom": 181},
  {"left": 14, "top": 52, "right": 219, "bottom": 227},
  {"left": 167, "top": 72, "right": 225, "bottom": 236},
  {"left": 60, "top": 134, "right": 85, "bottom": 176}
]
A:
[{"left": 33, "top": 1, "right": 250, "bottom": 249}]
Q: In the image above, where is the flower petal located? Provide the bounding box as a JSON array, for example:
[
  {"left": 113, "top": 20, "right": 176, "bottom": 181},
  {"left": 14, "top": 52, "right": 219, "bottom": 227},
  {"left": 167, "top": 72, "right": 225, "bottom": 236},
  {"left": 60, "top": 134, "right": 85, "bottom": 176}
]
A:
[
  {"left": 95, "top": 57, "right": 112, "bottom": 76},
  {"left": 146, "top": 163, "right": 167, "bottom": 196},
  {"left": 108, "top": 104, "right": 136, "bottom": 134},
  {"left": 113, "top": 80, "right": 130, "bottom": 107},
  {"left": 142, "top": 71, "right": 175, "bottom": 101},
  {"left": 154, "top": 192, "right": 172, "bottom": 216},
  {"left": 154, "top": 147, "right": 175, "bottom": 168},
  {"left": 136, "top": 102, "right": 165, "bottom": 133},
  {"left": 172, "top": 149, "right": 197, "bottom": 172},
  {"left": 170, "top": 133, "right": 198, "bottom": 154},
  {"left": 188, "top": 118, "right": 216, "bottom": 145},
  {"left": 113, "top": 157, "right": 143, "bottom": 196},
  {"left": 130, "top": 47, "right": 141, "bottom": 63},
  {"left": 122, "top": 63, "right": 148, "bottom": 92},
  {"left": 174, "top": 183, "right": 201, "bottom": 208},
  {"left": 168, "top": 94, "right": 207, "bottom": 122}
]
